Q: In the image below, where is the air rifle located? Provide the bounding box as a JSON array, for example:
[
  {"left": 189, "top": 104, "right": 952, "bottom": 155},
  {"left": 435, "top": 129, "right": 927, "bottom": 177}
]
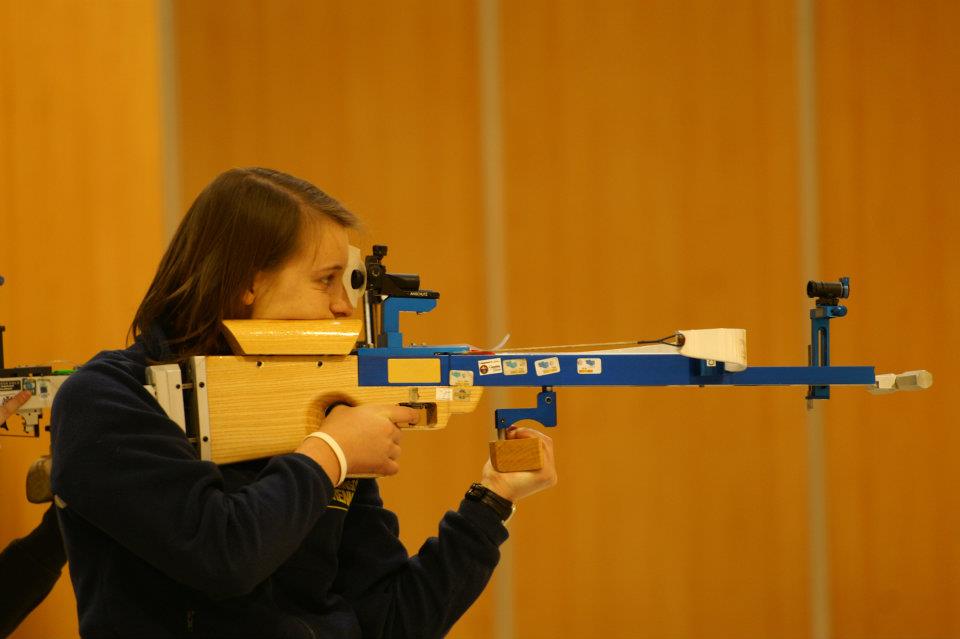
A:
[{"left": 0, "top": 253, "right": 934, "bottom": 475}]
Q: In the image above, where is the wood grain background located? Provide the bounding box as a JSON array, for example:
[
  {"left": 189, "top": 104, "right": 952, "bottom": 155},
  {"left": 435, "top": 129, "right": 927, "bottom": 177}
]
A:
[{"left": 0, "top": 3, "right": 165, "bottom": 638}]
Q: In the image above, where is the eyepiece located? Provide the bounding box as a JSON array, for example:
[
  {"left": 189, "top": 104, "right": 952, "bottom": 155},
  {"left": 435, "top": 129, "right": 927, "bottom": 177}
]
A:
[{"left": 350, "top": 269, "right": 365, "bottom": 290}]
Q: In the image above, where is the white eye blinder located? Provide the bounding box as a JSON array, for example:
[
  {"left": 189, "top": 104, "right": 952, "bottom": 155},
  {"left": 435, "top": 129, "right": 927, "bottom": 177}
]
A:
[{"left": 343, "top": 245, "right": 366, "bottom": 308}]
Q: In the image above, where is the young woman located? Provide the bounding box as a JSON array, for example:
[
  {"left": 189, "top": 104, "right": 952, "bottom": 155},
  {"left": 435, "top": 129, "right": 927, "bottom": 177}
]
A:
[{"left": 50, "top": 168, "right": 557, "bottom": 638}]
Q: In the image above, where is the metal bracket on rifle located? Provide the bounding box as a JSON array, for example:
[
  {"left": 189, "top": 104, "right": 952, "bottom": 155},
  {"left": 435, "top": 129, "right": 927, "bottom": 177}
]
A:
[{"left": 806, "top": 277, "right": 850, "bottom": 400}]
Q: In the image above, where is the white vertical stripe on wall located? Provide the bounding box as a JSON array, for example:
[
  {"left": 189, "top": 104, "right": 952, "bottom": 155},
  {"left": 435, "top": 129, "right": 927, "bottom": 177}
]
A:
[
  {"left": 158, "top": 0, "right": 181, "bottom": 241},
  {"left": 478, "top": 1, "right": 514, "bottom": 638},
  {"left": 797, "top": 1, "right": 830, "bottom": 638}
]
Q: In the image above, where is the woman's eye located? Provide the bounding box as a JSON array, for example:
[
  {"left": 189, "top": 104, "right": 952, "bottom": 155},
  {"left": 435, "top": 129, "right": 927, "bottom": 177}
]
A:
[{"left": 316, "top": 276, "right": 333, "bottom": 287}]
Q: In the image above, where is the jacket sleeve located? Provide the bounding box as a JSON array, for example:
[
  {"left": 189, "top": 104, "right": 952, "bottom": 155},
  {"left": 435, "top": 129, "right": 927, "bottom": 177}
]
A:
[
  {"left": 50, "top": 355, "right": 334, "bottom": 598},
  {"left": 334, "top": 479, "right": 508, "bottom": 638},
  {"left": 0, "top": 505, "right": 65, "bottom": 637}
]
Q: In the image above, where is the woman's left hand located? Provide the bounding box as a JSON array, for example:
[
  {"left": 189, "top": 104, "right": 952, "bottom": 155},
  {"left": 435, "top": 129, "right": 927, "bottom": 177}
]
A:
[{"left": 479, "top": 426, "right": 558, "bottom": 503}]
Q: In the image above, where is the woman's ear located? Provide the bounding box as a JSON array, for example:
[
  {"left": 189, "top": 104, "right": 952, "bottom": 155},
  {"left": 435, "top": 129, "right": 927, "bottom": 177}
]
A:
[{"left": 242, "top": 272, "right": 262, "bottom": 306}]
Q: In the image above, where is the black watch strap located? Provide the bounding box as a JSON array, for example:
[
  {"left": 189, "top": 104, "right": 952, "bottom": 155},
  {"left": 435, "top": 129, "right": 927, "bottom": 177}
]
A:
[{"left": 465, "top": 483, "right": 515, "bottom": 522}]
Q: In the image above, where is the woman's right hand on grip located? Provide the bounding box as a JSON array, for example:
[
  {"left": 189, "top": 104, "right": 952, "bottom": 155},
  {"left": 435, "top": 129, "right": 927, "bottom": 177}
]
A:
[{"left": 296, "top": 404, "right": 418, "bottom": 480}]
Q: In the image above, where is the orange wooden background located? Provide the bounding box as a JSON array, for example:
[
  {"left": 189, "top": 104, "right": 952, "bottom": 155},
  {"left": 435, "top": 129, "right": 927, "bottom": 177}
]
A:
[
  {"left": 0, "top": 2, "right": 166, "bottom": 638},
  {"left": 818, "top": 2, "right": 960, "bottom": 637},
  {"left": 1, "top": 2, "right": 956, "bottom": 638}
]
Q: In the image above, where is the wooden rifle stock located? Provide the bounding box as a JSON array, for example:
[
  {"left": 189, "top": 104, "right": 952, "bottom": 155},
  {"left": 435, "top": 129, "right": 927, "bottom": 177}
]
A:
[{"left": 204, "top": 320, "right": 483, "bottom": 466}]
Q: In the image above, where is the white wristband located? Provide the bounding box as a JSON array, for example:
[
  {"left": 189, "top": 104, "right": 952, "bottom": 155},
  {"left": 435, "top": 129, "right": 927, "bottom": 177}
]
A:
[{"left": 305, "top": 431, "right": 348, "bottom": 487}]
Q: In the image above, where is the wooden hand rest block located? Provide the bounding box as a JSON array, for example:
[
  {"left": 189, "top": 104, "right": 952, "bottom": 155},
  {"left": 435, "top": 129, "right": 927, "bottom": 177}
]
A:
[{"left": 489, "top": 438, "right": 545, "bottom": 472}]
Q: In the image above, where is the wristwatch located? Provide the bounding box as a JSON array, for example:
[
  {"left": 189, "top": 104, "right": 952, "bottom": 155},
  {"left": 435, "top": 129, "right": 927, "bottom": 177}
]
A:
[{"left": 465, "top": 483, "right": 516, "bottom": 523}]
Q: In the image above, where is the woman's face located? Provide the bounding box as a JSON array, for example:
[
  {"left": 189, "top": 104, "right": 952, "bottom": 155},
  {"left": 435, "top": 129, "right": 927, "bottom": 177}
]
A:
[{"left": 243, "top": 215, "right": 354, "bottom": 320}]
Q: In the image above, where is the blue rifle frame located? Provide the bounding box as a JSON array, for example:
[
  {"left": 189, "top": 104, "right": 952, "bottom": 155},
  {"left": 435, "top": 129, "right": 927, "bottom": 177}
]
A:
[{"left": 361, "top": 281, "right": 875, "bottom": 432}]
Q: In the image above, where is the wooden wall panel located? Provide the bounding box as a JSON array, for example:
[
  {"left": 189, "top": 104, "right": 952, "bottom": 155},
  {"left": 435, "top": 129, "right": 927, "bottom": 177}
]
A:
[
  {"left": 0, "top": 1, "right": 167, "bottom": 638},
  {"left": 817, "top": 3, "right": 960, "bottom": 638},
  {"left": 173, "top": 2, "right": 497, "bottom": 636},
  {"left": 3, "top": 1, "right": 947, "bottom": 637},
  {"left": 500, "top": 1, "right": 810, "bottom": 637}
]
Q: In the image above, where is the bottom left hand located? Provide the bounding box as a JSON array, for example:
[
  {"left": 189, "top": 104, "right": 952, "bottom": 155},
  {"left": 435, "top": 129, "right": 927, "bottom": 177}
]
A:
[{"left": 479, "top": 426, "right": 558, "bottom": 503}]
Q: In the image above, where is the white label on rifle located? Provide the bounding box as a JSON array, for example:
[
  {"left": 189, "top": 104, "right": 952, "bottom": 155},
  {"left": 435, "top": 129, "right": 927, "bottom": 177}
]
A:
[
  {"left": 534, "top": 357, "right": 561, "bottom": 376},
  {"left": 478, "top": 357, "right": 503, "bottom": 375},
  {"left": 503, "top": 359, "right": 528, "bottom": 376},
  {"left": 576, "top": 358, "right": 602, "bottom": 374},
  {"left": 436, "top": 387, "right": 453, "bottom": 401},
  {"left": 449, "top": 370, "right": 474, "bottom": 386}
]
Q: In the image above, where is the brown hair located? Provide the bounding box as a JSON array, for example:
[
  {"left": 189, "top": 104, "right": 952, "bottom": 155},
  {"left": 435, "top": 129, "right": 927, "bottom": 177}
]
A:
[{"left": 131, "top": 167, "right": 359, "bottom": 358}]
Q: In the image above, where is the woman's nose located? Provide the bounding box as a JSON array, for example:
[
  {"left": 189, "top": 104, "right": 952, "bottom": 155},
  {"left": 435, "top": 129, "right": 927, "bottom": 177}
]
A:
[{"left": 330, "top": 284, "right": 354, "bottom": 318}]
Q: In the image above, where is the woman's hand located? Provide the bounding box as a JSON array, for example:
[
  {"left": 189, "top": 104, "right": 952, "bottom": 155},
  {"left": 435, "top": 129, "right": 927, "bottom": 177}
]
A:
[
  {"left": 296, "top": 404, "right": 418, "bottom": 483},
  {"left": 479, "top": 426, "right": 558, "bottom": 503},
  {"left": 1, "top": 390, "right": 31, "bottom": 422}
]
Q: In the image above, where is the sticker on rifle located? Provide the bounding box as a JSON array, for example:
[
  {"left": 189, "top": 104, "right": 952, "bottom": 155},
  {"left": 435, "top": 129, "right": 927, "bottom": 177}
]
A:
[
  {"left": 503, "top": 359, "right": 528, "bottom": 376},
  {"left": 0, "top": 379, "right": 23, "bottom": 392},
  {"left": 576, "top": 357, "right": 602, "bottom": 375},
  {"left": 534, "top": 357, "right": 561, "bottom": 376},
  {"left": 436, "top": 387, "right": 453, "bottom": 401},
  {"left": 478, "top": 357, "right": 503, "bottom": 376},
  {"left": 449, "top": 370, "right": 474, "bottom": 386}
]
